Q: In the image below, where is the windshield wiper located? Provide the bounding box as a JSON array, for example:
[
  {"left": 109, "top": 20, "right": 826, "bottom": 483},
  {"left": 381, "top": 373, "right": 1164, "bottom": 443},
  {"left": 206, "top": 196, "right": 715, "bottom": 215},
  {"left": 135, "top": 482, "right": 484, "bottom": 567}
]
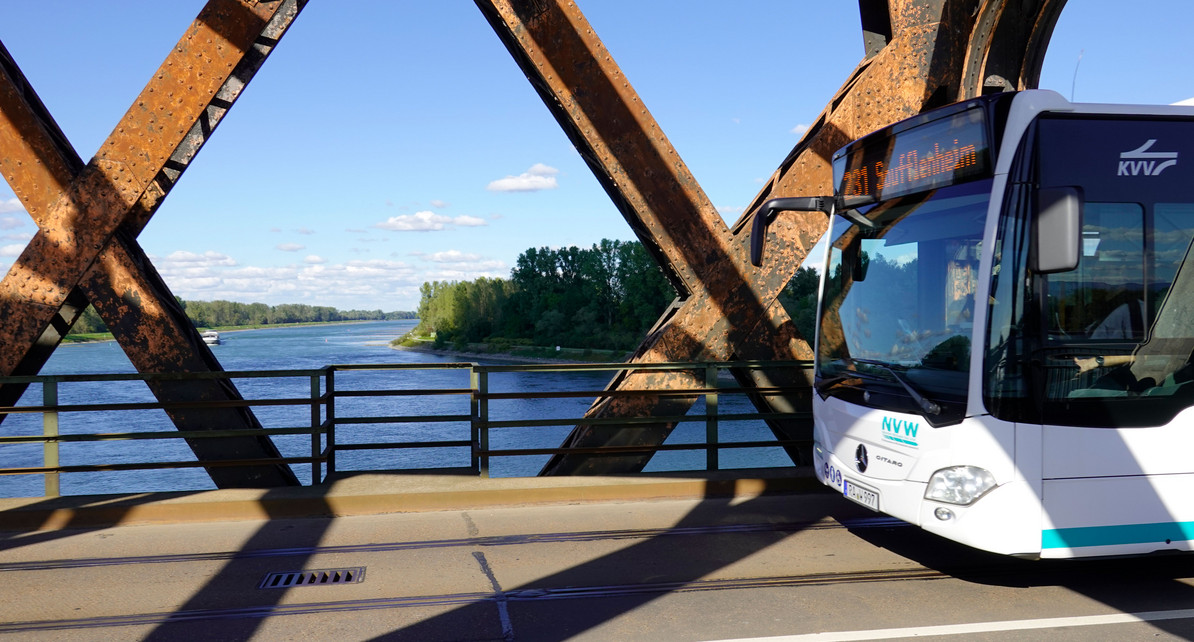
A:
[
  {"left": 814, "top": 373, "right": 860, "bottom": 394},
  {"left": 850, "top": 358, "right": 942, "bottom": 416}
]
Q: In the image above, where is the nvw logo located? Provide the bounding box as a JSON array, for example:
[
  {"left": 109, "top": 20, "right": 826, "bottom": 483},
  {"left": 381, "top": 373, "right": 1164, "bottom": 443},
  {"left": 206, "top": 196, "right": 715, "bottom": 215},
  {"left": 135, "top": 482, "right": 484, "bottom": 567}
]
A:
[
  {"left": 1118, "top": 139, "right": 1178, "bottom": 176},
  {"left": 881, "top": 416, "right": 919, "bottom": 447}
]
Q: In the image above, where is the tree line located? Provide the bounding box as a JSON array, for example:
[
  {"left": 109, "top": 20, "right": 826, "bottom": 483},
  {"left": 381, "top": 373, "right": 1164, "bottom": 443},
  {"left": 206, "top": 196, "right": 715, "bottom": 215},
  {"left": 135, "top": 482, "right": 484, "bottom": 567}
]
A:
[
  {"left": 414, "top": 239, "right": 677, "bottom": 351},
  {"left": 69, "top": 299, "right": 414, "bottom": 335}
]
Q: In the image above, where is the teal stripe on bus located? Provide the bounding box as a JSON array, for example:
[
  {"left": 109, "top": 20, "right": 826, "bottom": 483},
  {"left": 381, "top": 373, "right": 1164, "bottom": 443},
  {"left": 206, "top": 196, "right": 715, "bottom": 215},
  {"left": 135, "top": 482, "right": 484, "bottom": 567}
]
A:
[{"left": 1042, "top": 521, "right": 1194, "bottom": 550}]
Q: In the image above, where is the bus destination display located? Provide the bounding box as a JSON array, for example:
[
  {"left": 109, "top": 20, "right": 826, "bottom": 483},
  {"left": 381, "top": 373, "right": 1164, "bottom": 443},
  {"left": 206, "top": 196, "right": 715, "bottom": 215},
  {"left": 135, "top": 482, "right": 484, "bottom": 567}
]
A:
[{"left": 835, "top": 107, "right": 991, "bottom": 202}]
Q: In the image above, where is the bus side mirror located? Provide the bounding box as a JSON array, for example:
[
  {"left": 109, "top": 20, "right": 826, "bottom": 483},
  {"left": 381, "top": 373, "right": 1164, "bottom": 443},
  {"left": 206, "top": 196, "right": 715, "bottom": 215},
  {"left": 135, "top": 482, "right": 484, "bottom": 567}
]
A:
[
  {"left": 1032, "top": 186, "right": 1083, "bottom": 274},
  {"left": 749, "top": 196, "right": 833, "bottom": 266}
]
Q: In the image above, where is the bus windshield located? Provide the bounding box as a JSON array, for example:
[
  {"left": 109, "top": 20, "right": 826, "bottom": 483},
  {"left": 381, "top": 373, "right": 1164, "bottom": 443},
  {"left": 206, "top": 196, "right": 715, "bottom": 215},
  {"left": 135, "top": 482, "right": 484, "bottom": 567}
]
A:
[{"left": 817, "top": 178, "right": 991, "bottom": 424}]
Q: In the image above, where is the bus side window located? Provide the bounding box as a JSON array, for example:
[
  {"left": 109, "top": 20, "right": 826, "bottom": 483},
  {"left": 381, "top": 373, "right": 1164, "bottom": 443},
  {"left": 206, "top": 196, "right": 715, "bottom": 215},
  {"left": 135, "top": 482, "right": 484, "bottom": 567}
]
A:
[{"left": 1046, "top": 202, "right": 1144, "bottom": 341}]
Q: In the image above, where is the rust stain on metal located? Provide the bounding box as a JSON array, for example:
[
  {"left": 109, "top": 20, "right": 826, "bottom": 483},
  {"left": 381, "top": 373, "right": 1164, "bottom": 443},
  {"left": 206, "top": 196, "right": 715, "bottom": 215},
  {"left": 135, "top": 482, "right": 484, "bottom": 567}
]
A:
[
  {"left": 0, "top": 44, "right": 81, "bottom": 220},
  {"left": 0, "top": 0, "right": 278, "bottom": 377},
  {"left": 0, "top": 0, "right": 306, "bottom": 487}
]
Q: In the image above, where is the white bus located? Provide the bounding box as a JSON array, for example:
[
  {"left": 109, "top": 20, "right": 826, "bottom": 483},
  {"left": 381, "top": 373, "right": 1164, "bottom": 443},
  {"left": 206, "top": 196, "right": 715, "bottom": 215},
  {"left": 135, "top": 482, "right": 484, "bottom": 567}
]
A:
[{"left": 752, "top": 90, "right": 1194, "bottom": 558}]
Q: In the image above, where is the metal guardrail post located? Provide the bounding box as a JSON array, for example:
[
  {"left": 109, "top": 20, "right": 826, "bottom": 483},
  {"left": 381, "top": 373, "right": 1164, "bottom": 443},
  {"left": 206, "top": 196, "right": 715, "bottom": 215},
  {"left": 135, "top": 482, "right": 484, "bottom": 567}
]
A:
[
  {"left": 326, "top": 368, "right": 336, "bottom": 477},
  {"left": 43, "top": 379, "right": 59, "bottom": 497},
  {"left": 469, "top": 368, "right": 479, "bottom": 474},
  {"left": 705, "top": 365, "right": 719, "bottom": 471},
  {"left": 310, "top": 373, "right": 321, "bottom": 485},
  {"left": 471, "top": 368, "right": 490, "bottom": 478}
]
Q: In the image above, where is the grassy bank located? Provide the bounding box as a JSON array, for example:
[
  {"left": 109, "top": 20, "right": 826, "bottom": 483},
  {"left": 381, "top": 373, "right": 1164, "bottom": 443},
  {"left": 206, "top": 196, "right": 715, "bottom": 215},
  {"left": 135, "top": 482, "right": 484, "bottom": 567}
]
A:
[{"left": 392, "top": 333, "right": 629, "bottom": 364}]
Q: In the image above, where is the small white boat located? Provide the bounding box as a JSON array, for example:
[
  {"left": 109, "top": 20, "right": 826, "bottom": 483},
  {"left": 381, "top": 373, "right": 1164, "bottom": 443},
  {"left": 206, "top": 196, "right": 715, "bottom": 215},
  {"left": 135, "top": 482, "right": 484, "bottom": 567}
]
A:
[{"left": 201, "top": 331, "right": 220, "bottom": 346}]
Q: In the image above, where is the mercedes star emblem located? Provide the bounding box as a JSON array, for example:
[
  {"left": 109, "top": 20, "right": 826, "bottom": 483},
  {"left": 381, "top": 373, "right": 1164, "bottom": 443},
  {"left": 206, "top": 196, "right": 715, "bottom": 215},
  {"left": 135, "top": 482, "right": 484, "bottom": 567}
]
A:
[{"left": 855, "top": 444, "right": 869, "bottom": 473}]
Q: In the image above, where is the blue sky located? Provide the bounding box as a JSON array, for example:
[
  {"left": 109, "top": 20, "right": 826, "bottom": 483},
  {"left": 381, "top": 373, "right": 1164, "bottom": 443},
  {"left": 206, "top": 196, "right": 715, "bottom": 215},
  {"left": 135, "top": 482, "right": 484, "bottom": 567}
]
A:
[{"left": 0, "top": 2, "right": 1190, "bottom": 312}]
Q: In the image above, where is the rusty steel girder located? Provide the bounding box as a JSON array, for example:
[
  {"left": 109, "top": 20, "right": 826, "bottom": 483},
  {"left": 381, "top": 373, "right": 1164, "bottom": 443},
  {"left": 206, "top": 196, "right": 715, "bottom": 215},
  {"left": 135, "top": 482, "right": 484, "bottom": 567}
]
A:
[
  {"left": 477, "top": 0, "right": 1066, "bottom": 474},
  {"left": 0, "top": 0, "right": 307, "bottom": 487}
]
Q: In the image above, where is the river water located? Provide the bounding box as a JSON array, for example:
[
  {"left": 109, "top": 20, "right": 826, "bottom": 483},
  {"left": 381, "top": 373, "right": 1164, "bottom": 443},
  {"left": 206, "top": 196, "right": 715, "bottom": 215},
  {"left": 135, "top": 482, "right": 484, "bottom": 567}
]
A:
[{"left": 0, "top": 320, "right": 791, "bottom": 497}]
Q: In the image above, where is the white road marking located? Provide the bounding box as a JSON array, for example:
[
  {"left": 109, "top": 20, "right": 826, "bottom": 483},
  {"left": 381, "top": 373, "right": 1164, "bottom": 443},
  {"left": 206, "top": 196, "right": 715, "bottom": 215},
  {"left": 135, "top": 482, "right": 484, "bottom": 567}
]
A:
[{"left": 711, "top": 608, "right": 1194, "bottom": 641}]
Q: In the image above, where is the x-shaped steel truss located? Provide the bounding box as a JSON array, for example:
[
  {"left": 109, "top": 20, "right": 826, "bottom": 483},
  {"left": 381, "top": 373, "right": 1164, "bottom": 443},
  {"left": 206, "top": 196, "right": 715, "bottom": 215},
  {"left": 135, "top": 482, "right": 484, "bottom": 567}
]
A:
[
  {"left": 0, "top": 0, "right": 308, "bottom": 487},
  {"left": 476, "top": 0, "right": 1067, "bottom": 474},
  {"left": 0, "top": 0, "right": 1069, "bottom": 485}
]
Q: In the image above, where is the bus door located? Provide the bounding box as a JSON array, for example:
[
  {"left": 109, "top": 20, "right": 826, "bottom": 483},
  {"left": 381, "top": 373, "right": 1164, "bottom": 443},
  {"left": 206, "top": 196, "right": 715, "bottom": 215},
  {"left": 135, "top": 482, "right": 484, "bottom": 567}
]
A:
[{"left": 1031, "top": 115, "right": 1194, "bottom": 556}]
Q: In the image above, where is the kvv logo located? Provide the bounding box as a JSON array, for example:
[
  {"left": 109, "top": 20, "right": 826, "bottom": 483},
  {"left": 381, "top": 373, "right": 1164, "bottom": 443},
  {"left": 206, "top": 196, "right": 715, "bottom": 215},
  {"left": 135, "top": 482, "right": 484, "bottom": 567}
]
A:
[
  {"left": 881, "top": 416, "right": 919, "bottom": 448},
  {"left": 1118, "top": 139, "right": 1179, "bottom": 177}
]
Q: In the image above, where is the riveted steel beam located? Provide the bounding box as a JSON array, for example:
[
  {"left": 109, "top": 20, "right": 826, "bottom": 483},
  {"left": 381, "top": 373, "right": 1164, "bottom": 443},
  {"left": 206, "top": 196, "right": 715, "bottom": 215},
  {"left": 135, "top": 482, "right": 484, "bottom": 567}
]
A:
[
  {"left": 0, "top": 0, "right": 307, "bottom": 487},
  {"left": 479, "top": 0, "right": 1068, "bottom": 474},
  {"left": 960, "top": 0, "right": 1067, "bottom": 98},
  {"left": 476, "top": 0, "right": 805, "bottom": 472},
  {"left": 0, "top": 40, "right": 92, "bottom": 399}
]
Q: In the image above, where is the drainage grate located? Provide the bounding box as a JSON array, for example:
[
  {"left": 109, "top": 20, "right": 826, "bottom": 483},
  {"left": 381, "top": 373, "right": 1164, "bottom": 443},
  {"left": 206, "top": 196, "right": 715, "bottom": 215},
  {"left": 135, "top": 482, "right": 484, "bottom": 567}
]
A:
[{"left": 258, "top": 567, "right": 366, "bottom": 589}]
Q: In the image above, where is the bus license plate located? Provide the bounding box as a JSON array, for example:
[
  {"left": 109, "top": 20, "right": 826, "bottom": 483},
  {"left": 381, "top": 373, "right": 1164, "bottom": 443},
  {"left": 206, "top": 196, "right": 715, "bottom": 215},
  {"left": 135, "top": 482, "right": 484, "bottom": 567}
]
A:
[{"left": 843, "top": 479, "right": 879, "bottom": 511}]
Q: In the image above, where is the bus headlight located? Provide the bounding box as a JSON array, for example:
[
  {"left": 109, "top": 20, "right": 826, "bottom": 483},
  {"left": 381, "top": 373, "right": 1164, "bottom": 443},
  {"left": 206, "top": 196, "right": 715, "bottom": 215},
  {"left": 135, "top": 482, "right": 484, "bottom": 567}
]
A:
[{"left": 925, "top": 466, "right": 996, "bottom": 505}]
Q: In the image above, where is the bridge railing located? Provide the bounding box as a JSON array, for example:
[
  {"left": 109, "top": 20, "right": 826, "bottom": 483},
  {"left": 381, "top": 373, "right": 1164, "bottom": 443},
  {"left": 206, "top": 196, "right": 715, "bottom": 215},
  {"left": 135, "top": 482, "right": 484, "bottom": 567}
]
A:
[
  {"left": 0, "top": 361, "right": 812, "bottom": 497},
  {"left": 0, "top": 368, "right": 330, "bottom": 497},
  {"left": 464, "top": 361, "right": 813, "bottom": 477}
]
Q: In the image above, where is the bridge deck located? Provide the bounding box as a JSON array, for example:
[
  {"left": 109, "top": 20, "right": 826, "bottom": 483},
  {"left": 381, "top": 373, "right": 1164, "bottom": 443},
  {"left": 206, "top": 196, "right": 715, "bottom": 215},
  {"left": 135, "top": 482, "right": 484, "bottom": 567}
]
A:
[{"left": 2, "top": 473, "right": 1194, "bottom": 640}]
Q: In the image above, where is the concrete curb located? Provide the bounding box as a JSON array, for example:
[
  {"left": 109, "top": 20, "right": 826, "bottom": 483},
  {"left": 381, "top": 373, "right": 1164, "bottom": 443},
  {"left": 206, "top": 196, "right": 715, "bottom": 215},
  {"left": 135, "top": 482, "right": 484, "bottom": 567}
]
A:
[{"left": 0, "top": 468, "right": 827, "bottom": 532}]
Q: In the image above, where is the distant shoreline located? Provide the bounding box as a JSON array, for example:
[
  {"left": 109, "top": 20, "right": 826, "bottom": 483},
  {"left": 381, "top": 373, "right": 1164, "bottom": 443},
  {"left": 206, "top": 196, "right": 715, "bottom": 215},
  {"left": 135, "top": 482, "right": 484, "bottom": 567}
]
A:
[
  {"left": 392, "top": 343, "right": 627, "bottom": 365},
  {"left": 60, "top": 319, "right": 404, "bottom": 345}
]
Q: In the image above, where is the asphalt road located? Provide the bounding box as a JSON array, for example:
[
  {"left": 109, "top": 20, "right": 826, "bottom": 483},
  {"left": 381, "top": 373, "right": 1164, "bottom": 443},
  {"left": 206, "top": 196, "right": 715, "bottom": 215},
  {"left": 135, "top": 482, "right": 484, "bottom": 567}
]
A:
[{"left": 2, "top": 491, "right": 1193, "bottom": 641}]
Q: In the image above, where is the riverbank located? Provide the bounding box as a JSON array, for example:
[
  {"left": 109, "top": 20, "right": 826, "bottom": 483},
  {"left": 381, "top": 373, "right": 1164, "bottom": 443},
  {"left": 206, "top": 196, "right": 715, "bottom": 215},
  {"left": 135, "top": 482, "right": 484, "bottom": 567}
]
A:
[
  {"left": 61, "top": 319, "right": 378, "bottom": 345},
  {"left": 392, "top": 342, "right": 630, "bottom": 365}
]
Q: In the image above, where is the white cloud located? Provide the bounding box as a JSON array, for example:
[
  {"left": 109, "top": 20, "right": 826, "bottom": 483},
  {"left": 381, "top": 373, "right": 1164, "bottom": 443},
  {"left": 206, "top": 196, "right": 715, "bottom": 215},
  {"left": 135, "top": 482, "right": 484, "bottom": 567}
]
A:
[
  {"left": 422, "top": 250, "right": 481, "bottom": 263},
  {"left": 374, "top": 211, "right": 487, "bottom": 232},
  {"left": 453, "top": 215, "right": 486, "bottom": 227},
  {"left": 423, "top": 266, "right": 507, "bottom": 281},
  {"left": 2, "top": 232, "right": 31, "bottom": 242},
  {"left": 717, "top": 205, "right": 744, "bottom": 217},
  {"left": 430, "top": 199, "right": 450, "bottom": 209},
  {"left": 406, "top": 250, "right": 506, "bottom": 272},
  {"left": 0, "top": 199, "right": 24, "bottom": 215},
  {"left": 163, "top": 250, "right": 237, "bottom": 267},
  {"left": 1, "top": 243, "right": 24, "bottom": 257},
  {"left": 148, "top": 245, "right": 511, "bottom": 310},
  {"left": 295, "top": 227, "right": 316, "bottom": 235},
  {"left": 486, "top": 163, "right": 559, "bottom": 192},
  {"left": 791, "top": 123, "right": 810, "bottom": 136},
  {"left": 276, "top": 243, "right": 305, "bottom": 252},
  {"left": 1, "top": 214, "right": 24, "bottom": 228},
  {"left": 155, "top": 253, "right": 426, "bottom": 308},
  {"left": 175, "top": 277, "right": 224, "bottom": 291}
]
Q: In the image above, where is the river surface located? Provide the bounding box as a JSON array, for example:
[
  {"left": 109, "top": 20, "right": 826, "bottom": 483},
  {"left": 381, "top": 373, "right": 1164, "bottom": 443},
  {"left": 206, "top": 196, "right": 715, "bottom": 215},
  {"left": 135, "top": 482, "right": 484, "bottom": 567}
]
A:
[{"left": 0, "top": 320, "right": 791, "bottom": 497}]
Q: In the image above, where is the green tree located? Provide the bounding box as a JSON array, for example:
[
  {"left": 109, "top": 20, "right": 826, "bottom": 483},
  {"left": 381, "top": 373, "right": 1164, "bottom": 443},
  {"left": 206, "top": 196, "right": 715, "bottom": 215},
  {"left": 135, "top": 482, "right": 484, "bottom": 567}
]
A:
[
  {"left": 72, "top": 305, "right": 108, "bottom": 334},
  {"left": 414, "top": 239, "right": 675, "bottom": 352}
]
